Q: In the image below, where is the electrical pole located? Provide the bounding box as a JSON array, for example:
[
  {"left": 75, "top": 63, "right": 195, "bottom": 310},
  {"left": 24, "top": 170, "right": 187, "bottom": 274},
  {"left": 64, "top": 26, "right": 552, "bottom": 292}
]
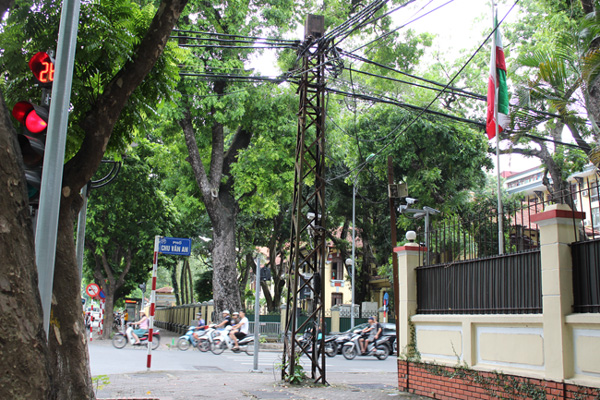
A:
[
  {"left": 387, "top": 157, "right": 400, "bottom": 343},
  {"left": 282, "top": 14, "right": 327, "bottom": 385}
]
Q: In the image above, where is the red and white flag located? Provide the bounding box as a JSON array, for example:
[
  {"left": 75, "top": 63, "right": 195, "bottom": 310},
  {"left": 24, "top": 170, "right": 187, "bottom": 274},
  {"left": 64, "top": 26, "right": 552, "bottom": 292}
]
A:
[{"left": 486, "top": 17, "right": 509, "bottom": 140}]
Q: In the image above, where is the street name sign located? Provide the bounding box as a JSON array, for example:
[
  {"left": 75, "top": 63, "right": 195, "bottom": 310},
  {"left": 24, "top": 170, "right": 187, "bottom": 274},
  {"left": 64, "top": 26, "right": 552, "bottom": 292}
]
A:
[{"left": 158, "top": 237, "right": 191, "bottom": 256}]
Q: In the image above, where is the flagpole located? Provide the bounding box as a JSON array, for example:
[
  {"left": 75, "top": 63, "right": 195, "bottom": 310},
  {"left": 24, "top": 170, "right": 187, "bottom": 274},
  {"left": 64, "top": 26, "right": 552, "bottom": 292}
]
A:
[{"left": 493, "top": 2, "right": 504, "bottom": 255}]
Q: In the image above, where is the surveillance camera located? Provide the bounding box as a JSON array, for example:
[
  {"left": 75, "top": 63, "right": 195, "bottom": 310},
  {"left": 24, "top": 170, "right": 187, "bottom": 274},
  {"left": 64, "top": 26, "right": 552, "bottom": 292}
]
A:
[{"left": 405, "top": 197, "right": 418, "bottom": 205}]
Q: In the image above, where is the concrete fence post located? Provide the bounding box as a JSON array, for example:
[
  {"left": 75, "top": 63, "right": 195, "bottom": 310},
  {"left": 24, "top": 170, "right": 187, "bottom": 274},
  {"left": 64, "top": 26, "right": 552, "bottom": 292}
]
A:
[
  {"left": 394, "top": 242, "right": 424, "bottom": 355},
  {"left": 531, "top": 203, "right": 584, "bottom": 381},
  {"left": 206, "top": 300, "right": 215, "bottom": 324},
  {"left": 331, "top": 305, "right": 340, "bottom": 333}
]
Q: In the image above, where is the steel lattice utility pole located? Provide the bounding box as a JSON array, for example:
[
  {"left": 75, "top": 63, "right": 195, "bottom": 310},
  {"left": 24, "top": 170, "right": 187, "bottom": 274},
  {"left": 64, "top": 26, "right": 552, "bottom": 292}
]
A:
[{"left": 282, "top": 14, "right": 328, "bottom": 384}]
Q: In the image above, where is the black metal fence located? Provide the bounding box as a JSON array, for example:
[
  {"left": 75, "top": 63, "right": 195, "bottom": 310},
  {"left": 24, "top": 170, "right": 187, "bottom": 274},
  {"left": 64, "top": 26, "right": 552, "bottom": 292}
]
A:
[
  {"left": 416, "top": 251, "right": 542, "bottom": 314},
  {"left": 410, "top": 196, "right": 543, "bottom": 267},
  {"left": 410, "top": 175, "right": 600, "bottom": 315},
  {"left": 572, "top": 239, "right": 600, "bottom": 313}
]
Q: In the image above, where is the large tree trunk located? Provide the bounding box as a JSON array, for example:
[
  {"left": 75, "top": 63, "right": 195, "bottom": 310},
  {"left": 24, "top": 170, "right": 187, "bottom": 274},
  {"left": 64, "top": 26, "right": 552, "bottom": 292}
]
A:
[
  {"left": 180, "top": 103, "right": 252, "bottom": 316},
  {"left": 43, "top": 0, "right": 189, "bottom": 394},
  {"left": 49, "top": 198, "right": 96, "bottom": 399},
  {"left": 0, "top": 91, "right": 55, "bottom": 399},
  {"left": 211, "top": 195, "right": 242, "bottom": 313}
]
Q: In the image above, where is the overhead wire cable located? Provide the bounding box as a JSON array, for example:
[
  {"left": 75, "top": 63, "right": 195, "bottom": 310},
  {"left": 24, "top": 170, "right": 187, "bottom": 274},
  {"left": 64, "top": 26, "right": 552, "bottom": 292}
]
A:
[
  {"left": 344, "top": 66, "right": 483, "bottom": 101},
  {"left": 172, "top": 29, "right": 299, "bottom": 44},
  {"left": 332, "top": 0, "right": 417, "bottom": 46},
  {"left": 326, "top": 87, "right": 484, "bottom": 127},
  {"left": 327, "top": 0, "right": 522, "bottom": 182},
  {"left": 177, "top": 44, "right": 296, "bottom": 50},
  {"left": 322, "top": 0, "right": 388, "bottom": 41},
  {"left": 350, "top": 0, "right": 455, "bottom": 54},
  {"left": 171, "top": 36, "right": 297, "bottom": 45},
  {"left": 179, "top": 72, "right": 296, "bottom": 84},
  {"left": 343, "top": 51, "right": 563, "bottom": 120},
  {"left": 345, "top": 51, "right": 485, "bottom": 100}
]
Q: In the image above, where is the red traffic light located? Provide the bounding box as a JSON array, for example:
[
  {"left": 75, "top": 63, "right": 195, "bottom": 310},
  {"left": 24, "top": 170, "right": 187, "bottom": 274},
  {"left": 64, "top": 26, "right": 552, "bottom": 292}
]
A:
[
  {"left": 12, "top": 101, "right": 48, "bottom": 133},
  {"left": 29, "top": 52, "right": 55, "bottom": 85}
]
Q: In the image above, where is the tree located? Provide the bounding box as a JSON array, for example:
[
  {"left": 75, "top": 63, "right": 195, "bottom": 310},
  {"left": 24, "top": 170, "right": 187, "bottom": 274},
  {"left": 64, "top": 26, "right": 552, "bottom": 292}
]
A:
[
  {"left": 0, "top": 0, "right": 188, "bottom": 395},
  {"left": 502, "top": 0, "right": 595, "bottom": 205},
  {"left": 326, "top": 103, "right": 492, "bottom": 303},
  {"left": 0, "top": 91, "right": 55, "bottom": 399},
  {"left": 84, "top": 142, "right": 177, "bottom": 339}
]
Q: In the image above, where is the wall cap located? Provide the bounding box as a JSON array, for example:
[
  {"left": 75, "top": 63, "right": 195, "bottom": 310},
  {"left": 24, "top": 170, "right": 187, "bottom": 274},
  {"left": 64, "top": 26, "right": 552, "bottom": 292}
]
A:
[
  {"left": 394, "top": 244, "right": 426, "bottom": 253},
  {"left": 531, "top": 204, "right": 585, "bottom": 224}
]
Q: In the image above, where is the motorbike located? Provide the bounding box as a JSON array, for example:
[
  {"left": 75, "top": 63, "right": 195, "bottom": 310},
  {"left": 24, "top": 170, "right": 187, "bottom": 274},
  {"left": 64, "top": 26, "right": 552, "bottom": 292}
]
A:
[
  {"left": 112, "top": 323, "right": 160, "bottom": 350},
  {"left": 333, "top": 332, "right": 354, "bottom": 354},
  {"left": 195, "top": 326, "right": 219, "bottom": 352},
  {"left": 177, "top": 325, "right": 210, "bottom": 351},
  {"left": 341, "top": 332, "right": 391, "bottom": 360},
  {"left": 210, "top": 326, "right": 254, "bottom": 356},
  {"left": 297, "top": 329, "right": 338, "bottom": 357}
]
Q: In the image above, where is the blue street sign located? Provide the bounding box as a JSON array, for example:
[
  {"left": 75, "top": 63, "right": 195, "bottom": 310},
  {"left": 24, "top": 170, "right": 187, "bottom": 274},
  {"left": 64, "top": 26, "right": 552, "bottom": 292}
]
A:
[
  {"left": 383, "top": 292, "right": 389, "bottom": 301},
  {"left": 159, "top": 237, "right": 192, "bottom": 256}
]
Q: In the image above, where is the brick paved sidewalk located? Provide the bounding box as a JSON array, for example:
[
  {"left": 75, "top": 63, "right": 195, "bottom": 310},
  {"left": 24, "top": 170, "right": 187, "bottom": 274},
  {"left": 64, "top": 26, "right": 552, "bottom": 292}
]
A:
[{"left": 95, "top": 369, "right": 429, "bottom": 400}]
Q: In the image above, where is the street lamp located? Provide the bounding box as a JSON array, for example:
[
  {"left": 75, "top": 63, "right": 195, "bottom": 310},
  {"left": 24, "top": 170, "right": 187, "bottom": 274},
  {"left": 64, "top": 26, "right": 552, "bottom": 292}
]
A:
[{"left": 346, "top": 153, "right": 375, "bottom": 328}]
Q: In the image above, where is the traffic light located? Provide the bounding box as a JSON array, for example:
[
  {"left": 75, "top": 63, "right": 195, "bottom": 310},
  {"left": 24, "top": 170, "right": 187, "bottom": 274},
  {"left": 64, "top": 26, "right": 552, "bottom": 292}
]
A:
[
  {"left": 28, "top": 52, "right": 55, "bottom": 86},
  {"left": 12, "top": 101, "right": 49, "bottom": 204},
  {"left": 11, "top": 51, "right": 54, "bottom": 206}
]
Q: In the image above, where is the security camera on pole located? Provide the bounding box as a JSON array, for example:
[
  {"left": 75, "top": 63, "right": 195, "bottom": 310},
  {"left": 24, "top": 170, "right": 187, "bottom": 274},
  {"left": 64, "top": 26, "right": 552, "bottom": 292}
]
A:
[{"left": 398, "top": 198, "right": 440, "bottom": 265}]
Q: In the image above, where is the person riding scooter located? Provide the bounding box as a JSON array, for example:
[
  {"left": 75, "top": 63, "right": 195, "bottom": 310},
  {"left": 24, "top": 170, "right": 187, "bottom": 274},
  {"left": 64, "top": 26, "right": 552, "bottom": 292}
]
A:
[
  {"left": 131, "top": 310, "right": 149, "bottom": 344},
  {"left": 192, "top": 312, "right": 206, "bottom": 341},
  {"left": 229, "top": 310, "right": 249, "bottom": 350},
  {"left": 359, "top": 316, "right": 381, "bottom": 355}
]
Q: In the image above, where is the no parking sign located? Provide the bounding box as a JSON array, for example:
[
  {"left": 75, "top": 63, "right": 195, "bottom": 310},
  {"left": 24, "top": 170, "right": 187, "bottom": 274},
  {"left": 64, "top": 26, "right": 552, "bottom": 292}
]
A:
[{"left": 86, "top": 283, "right": 100, "bottom": 298}]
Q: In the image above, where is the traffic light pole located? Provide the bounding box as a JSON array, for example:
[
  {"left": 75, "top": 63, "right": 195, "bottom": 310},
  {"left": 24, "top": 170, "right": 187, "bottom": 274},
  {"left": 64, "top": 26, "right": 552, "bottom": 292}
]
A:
[{"left": 35, "top": 0, "right": 81, "bottom": 336}]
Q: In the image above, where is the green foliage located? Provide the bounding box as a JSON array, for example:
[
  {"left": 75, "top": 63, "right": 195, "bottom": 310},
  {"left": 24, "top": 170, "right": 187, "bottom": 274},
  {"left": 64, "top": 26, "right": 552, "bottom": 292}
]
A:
[
  {"left": 0, "top": 0, "right": 182, "bottom": 157},
  {"left": 84, "top": 140, "right": 178, "bottom": 296},
  {"left": 284, "top": 352, "right": 307, "bottom": 385},
  {"left": 92, "top": 375, "right": 110, "bottom": 395},
  {"left": 193, "top": 269, "right": 213, "bottom": 302},
  {"left": 420, "top": 361, "right": 549, "bottom": 400}
]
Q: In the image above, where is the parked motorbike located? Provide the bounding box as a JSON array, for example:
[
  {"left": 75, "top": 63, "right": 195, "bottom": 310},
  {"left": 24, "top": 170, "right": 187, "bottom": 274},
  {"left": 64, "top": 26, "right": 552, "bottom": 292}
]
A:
[
  {"left": 177, "top": 325, "right": 209, "bottom": 351},
  {"left": 210, "top": 326, "right": 254, "bottom": 356},
  {"left": 297, "top": 330, "right": 338, "bottom": 357},
  {"left": 112, "top": 324, "right": 160, "bottom": 350},
  {"left": 341, "top": 332, "right": 391, "bottom": 360},
  {"left": 333, "top": 332, "right": 354, "bottom": 354}
]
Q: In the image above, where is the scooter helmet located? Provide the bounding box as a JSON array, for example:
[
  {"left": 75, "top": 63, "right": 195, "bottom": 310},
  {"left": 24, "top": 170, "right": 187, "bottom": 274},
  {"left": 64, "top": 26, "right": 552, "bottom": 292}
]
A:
[{"left": 222, "top": 310, "right": 230, "bottom": 315}]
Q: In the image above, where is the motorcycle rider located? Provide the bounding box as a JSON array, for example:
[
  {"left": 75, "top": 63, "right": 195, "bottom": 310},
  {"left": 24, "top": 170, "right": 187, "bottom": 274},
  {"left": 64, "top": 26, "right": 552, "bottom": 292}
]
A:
[
  {"left": 229, "top": 310, "right": 249, "bottom": 350},
  {"left": 213, "top": 310, "right": 232, "bottom": 329},
  {"left": 192, "top": 312, "right": 206, "bottom": 341},
  {"left": 359, "top": 316, "right": 381, "bottom": 355},
  {"left": 131, "top": 310, "right": 149, "bottom": 344}
]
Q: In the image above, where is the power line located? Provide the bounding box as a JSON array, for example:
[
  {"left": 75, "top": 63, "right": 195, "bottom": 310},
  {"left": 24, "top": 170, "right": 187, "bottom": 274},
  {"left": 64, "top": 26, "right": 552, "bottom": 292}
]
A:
[
  {"left": 322, "top": 0, "right": 389, "bottom": 43},
  {"left": 343, "top": 51, "right": 563, "bottom": 120},
  {"left": 345, "top": 66, "right": 483, "bottom": 101},
  {"left": 341, "top": 0, "right": 521, "bottom": 168},
  {"left": 326, "top": 87, "right": 484, "bottom": 127},
  {"left": 179, "top": 72, "right": 295, "bottom": 84},
  {"left": 332, "top": 0, "right": 418, "bottom": 47},
  {"left": 172, "top": 29, "right": 299, "bottom": 44},
  {"left": 350, "top": 0, "right": 456, "bottom": 54},
  {"left": 177, "top": 44, "right": 296, "bottom": 50}
]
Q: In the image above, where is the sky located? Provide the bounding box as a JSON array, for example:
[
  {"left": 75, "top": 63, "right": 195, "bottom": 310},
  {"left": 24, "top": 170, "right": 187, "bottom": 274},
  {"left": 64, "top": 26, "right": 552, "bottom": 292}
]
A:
[{"left": 249, "top": 0, "right": 541, "bottom": 174}]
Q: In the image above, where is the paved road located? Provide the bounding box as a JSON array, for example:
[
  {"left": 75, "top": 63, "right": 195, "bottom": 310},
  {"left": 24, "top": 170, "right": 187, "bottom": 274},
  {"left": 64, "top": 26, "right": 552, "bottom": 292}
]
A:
[
  {"left": 88, "top": 330, "right": 430, "bottom": 400},
  {"left": 89, "top": 331, "right": 397, "bottom": 375}
]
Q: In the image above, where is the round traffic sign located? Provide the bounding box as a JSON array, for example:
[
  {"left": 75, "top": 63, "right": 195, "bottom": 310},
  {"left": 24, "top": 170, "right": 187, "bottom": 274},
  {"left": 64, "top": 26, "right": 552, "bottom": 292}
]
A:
[{"left": 86, "top": 283, "right": 100, "bottom": 298}]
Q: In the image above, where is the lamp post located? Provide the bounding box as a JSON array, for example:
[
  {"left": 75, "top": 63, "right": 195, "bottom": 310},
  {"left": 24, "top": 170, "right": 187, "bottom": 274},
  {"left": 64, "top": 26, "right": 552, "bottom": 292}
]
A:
[{"left": 345, "top": 154, "right": 375, "bottom": 328}]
